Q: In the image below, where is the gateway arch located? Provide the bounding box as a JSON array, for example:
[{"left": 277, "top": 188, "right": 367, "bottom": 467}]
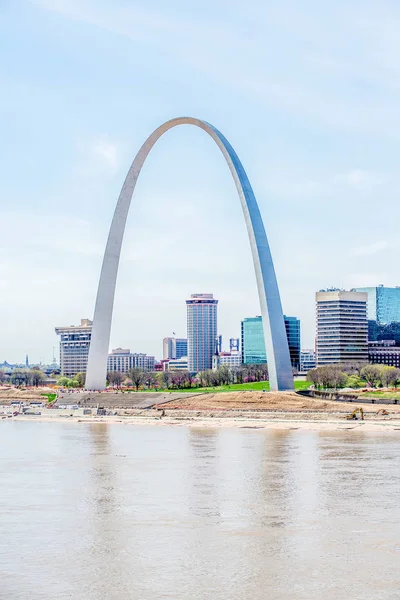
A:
[{"left": 85, "top": 117, "right": 293, "bottom": 391}]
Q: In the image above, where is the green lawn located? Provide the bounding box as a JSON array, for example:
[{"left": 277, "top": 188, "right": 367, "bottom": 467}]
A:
[
  {"left": 150, "top": 380, "right": 310, "bottom": 394},
  {"left": 359, "top": 390, "right": 400, "bottom": 400}
]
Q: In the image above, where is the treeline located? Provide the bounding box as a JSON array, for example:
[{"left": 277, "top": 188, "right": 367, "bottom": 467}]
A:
[
  {"left": 307, "top": 362, "right": 400, "bottom": 389},
  {"left": 0, "top": 368, "right": 47, "bottom": 387},
  {"left": 105, "top": 364, "right": 269, "bottom": 391}
]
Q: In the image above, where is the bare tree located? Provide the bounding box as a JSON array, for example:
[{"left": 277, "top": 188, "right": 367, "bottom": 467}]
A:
[
  {"left": 11, "top": 369, "right": 28, "bottom": 387},
  {"left": 306, "top": 365, "right": 347, "bottom": 389},
  {"left": 29, "top": 369, "right": 46, "bottom": 387},
  {"left": 159, "top": 370, "right": 171, "bottom": 390},
  {"left": 144, "top": 372, "right": 157, "bottom": 389},
  {"left": 127, "top": 367, "right": 147, "bottom": 391},
  {"left": 108, "top": 371, "right": 124, "bottom": 388},
  {"left": 380, "top": 366, "right": 399, "bottom": 388}
]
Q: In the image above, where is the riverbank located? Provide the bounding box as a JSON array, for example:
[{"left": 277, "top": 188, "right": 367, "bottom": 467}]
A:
[
  {"left": 5, "top": 409, "right": 400, "bottom": 431},
  {"left": 3, "top": 390, "right": 400, "bottom": 431}
]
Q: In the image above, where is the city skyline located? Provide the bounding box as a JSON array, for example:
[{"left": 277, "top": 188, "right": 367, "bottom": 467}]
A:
[
  {"left": 3, "top": 1, "right": 400, "bottom": 362},
  {"left": 6, "top": 281, "right": 400, "bottom": 366}
]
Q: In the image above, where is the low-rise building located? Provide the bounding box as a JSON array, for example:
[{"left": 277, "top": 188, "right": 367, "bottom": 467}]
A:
[
  {"left": 107, "top": 348, "right": 155, "bottom": 373},
  {"left": 212, "top": 352, "right": 242, "bottom": 370},
  {"left": 300, "top": 349, "right": 316, "bottom": 372},
  {"left": 163, "top": 357, "right": 189, "bottom": 371},
  {"left": 368, "top": 340, "right": 400, "bottom": 368}
]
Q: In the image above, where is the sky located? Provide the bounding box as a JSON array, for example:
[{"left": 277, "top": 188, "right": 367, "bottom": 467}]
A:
[{"left": 1, "top": 0, "right": 400, "bottom": 364}]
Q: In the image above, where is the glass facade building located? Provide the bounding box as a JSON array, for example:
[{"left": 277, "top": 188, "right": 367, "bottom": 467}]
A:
[
  {"left": 284, "top": 316, "right": 301, "bottom": 370},
  {"left": 353, "top": 286, "right": 400, "bottom": 324},
  {"left": 241, "top": 317, "right": 267, "bottom": 364},
  {"left": 186, "top": 294, "right": 218, "bottom": 373},
  {"left": 241, "top": 315, "right": 301, "bottom": 369}
]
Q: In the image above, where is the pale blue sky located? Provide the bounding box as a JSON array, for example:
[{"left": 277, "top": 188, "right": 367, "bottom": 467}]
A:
[{"left": 1, "top": 0, "right": 400, "bottom": 363}]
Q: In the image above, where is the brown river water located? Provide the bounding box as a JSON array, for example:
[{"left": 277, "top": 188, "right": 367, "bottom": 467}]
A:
[{"left": 1, "top": 421, "right": 400, "bottom": 599}]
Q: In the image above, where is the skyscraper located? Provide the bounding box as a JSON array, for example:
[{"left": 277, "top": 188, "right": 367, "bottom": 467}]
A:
[
  {"left": 55, "top": 318, "right": 92, "bottom": 377},
  {"left": 241, "top": 315, "right": 300, "bottom": 369},
  {"left": 316, "top": 289, "right": 368, "bottom": 365},
  {"left": 352, "top": 285, "right": 400, "bottom": 324},
  {"left": 186, "top": 294, "right": 218, "bottom": 372},
  {"left": 162, "top": 337, "right": 188, "bottom": 360}
]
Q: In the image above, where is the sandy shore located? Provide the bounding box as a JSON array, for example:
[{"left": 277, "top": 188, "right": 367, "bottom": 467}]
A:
[
  {"left": 5, "top": 412, "right": 400, "bottom": 432},
  {"left": 3, "top": 390, "right": 400, "bottom": 432}
]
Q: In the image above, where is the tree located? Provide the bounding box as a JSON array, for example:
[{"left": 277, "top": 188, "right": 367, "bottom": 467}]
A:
[
  {"left": 29, "top": 369, "right": 46, "bottom": 387},
  {"left": 217, "top": 365, "right": 231, "bottom": 386},
  {"left": 0, "top": 369, "right": 7, "bottom": 383},
  {"left": 158, "top": 371, "right": 171, "bottom": 390},
  {"left": 127, "top": 367, "right": 146, "bottom": 391},
  {"left": 144, "top": 372, "right": 157, "bottom": 389},
  {"left": 108, "top": 371, "right": 124, "bottom": 388},
  {"left": 346, "top": 375, "right": 363, "bottom": 389},
  {"left": 360, "top": 364, "right": 382, "bottom": 388},
  {"left": 75, "top": 372, "right": 86, "bottom": 387},
  {"left": 306, "top": 365, "right": 347, "bottom": 389},
  {"left": 340, "top": 361, "right": 368, "bottom": 376},
  {"left": 380, "top": 366, "right": 400, "bottom": 388},
  {"left": 11, "top": 369, "right": 28, "bottom": 387},
  {"left": 307, "top": 367, "right": 322, "bottom": 388},
  {"left": 170, "top": 372, "right": 187, "bottom": 389},
  {"left": 57, "top": 376, "right": 70, "bottom": 387}
]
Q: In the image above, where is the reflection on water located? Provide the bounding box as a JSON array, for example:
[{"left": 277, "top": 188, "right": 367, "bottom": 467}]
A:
[{"left": 1, "top": 422, "right": 400, "bottom": 599}]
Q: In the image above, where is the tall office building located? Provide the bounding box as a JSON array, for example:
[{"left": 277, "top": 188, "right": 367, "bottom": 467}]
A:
[
  {"left": 55, "top": 318, "right": 92, "bottom": 377},
  {"left": 316, "top": 289, "right": 368, "bottom": 365},
  {"left": 162, "top": 337, "right": 188, "bottom": 360},
  {"left": 107, "top": 348, "right": 155, "bottom": 373},
  {"left": 352, "top": 285, "right": 400, "bottom": 324},
  {"left": 186, "top": 293, "right": 218, "bottom": 372},
  {"left": 241, "top": 315, "right": 300, "bottom": 369}
]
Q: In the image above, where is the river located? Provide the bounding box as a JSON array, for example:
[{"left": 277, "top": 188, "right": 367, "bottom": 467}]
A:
[{"left": 1, "top": 421, "right": 400, "bottom": 599}]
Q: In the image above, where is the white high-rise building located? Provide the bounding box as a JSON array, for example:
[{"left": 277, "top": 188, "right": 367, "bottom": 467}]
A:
[
  {"left": 186, "top": 294, "right": 218, "bottom": 373},
  {"left": 55, "top": 318, "right": 92, "bottom": 377},
  {"left": 316, "top": 289, "right": 368, "bottom": 365}
]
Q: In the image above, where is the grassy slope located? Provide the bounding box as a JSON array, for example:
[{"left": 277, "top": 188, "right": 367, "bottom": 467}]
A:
[
  {"left": 359, "top": 390, "right": 400, "bottom": 399},
  {"left": 166, "top": 380, "right": 310, "bottom": 394}
]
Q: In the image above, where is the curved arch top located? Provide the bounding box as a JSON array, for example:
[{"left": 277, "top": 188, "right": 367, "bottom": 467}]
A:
[{"left": 85, "top": 117, "right": 293, "bottom": 391}]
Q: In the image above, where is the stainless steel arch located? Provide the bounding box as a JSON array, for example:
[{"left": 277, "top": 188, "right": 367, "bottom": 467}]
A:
[{"left": 85, "top": 117, "right": 293, "bottom": 391}]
